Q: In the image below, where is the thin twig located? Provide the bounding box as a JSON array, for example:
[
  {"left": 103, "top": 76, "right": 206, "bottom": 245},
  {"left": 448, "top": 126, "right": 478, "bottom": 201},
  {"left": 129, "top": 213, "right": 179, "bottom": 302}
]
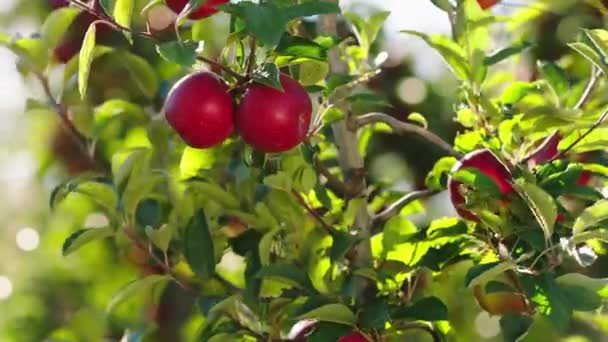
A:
[
  {"left": 246, "top": 37, "right": 257, "bottom": 76},
  {"left": 373, "top": 189, "right": 438, "bottom": 228},
  {"left": 33, "top": 72, "right": 105, "bottom": 171},
  {"left": 355, "top": 112, "right": 462, "bottom": 158},
  {"left": 313, "top": 157, "right": 362, "bottom": 198},
  {"left": 292, "top": 190, "right": 336, "bottom": 234},
  {"left": 123, "top": 227, "right": 198, "bottom": 294},
  {"left": 553, "top": 107, "right": 608, "bottom": 160},
  {"left": 196, "top": 56, "right": 247, "bottom": 82},
  {"left": 574, "top": 67, "right": 600, "bottom": 110}
]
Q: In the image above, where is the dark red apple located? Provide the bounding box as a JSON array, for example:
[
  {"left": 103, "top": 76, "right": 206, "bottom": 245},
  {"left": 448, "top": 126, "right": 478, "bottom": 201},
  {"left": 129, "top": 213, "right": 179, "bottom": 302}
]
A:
[
  {"left": 448, "top": 149, "right": 513, "bottom": 221},
  {"left": 166, "top": 0, "right": 228, "bottom": 20},
  {"left": 338, "top": 332, "right": 368, "bottom": 342},
  {"left": 527, "top": 132, "right": 561, "bottom": 168},
  {"left": 236, "top": 74, "right": 312, "bottom": 153},
  {"left": 478, "top": 0, "right": 500, "bottom": 9},
  {"left": 49, "top": 0, "right": 70, "bottom": 9},
  {"left": 53, "top": 11, "right": 112, "bottom": 63},
  {"left": 164, "top": 72, "right": 235, "bottom": 148}
]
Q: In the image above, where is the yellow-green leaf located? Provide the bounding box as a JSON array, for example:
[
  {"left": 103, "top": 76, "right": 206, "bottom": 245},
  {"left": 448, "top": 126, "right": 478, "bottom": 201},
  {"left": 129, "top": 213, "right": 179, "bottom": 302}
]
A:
[{"left": 78, "top": 24, "right": 97, "bottom": 99}]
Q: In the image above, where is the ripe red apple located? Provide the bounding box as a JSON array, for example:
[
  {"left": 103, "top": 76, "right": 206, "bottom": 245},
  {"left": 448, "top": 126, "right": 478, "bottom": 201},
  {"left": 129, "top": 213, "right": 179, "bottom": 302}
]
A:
[
  {"left": 49, "top": 0, "right": 70, "bottom": 9},
  {"left": 166, "top": 0, "right": 228, "bottom": 20},
  {"left": 236, "top": 74, "right": 312, "bottom": 153},
  {"left": 53, "top": 11, "right": 112, "bottom": 63},
  {"left": 478, "top": 0, "right": 500, "bottom": 10},
  {"left": 473, "top": 285, "right": 531, "bottom": 316},
  {"left": 448, "top": 149, "right": 513, "bottom": 221},
  {"left": 338, "top": 332, "right": 368, "bottom": 342},
  {"left": 526, "top": 132, "right": 592, "bottom": 186},
  {"left": 164, "top": 72, "right": 235, "bottom": 148}
]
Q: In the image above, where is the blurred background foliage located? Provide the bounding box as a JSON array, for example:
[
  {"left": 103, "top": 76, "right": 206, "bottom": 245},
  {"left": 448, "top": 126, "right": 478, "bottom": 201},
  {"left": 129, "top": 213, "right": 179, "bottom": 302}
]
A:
[{"left": 1, "top": 0, "right": 608, "bottom": 341}]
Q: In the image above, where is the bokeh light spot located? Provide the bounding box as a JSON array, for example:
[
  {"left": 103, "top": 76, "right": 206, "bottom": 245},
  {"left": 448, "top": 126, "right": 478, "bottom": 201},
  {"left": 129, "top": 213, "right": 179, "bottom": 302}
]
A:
[
  {"left": 16, "top": 227, "right": 40, "bottom": 252},
  {"left": 0, "top": 276, "right": 13, "bottom": 300},
  {"left": 475, "top": 311, "right": 501, "bottom": 338},
  {"left": 397, "top": 77, "right": 427, "bottom": 105}
]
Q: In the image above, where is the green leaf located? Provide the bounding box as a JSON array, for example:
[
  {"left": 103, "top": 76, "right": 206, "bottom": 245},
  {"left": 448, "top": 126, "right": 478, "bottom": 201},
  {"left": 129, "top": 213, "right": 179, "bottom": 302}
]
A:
[
  {"left": 184, "top": 209, "right": 216, "bottom": 279},
  {"left": 63, "top": 46, "right": 113, "bottom": 85},
  {"left": 113, "top": 0, "right": 135, "bottom": 42},
  {"left": 430, "top": 0, "right": 455, "bottom": 11},
  {"left": 180, "top": 147, "right": 216, "bottom": 179},
  {"left": 484, "top": 41, "right": 531, "bottom": 66},
  {"left": 401, "top": 30, "right": 470, "bottom": 81},
  {"left": 0, "top": 32, "right": 10, "bottom": 46},
  {"left": 539, "top": 62, "right": 569, "bottom": 98},
  {"left": 252, "top": 63, "right": 282, "bottom": 90},
  {"left": 556, "top": 273, "right": 608, "bottom": 295},
  {"left": 569, "top": 42, "right": 608, "bottom": 74},
  {"left": 513, "top": 181, "right": 557, "bottom": 240},
  {"left": 276, "top": 35, "right": 327, "bottom": 61},
  {"left": 239, "top": 2, "right": 287, "bottom": 47},
  {"left": 559, "top": 285, "right": 602, "bottom": 311},
  {"left": 156, "top": 40, "right": 199, "bottom": 66},
  {"left": 297, "top": 304, "right": 356, "bottom": 326},
  {"left": 500, "top": 314, "right": 533, "bottom": 342},
  {"left": 188, "top": 181, "right": 240, "bottom": 209},
  {"left": 13, "top": 38, "right": 48, "bottom": 73},
  {"left": 451, "top": 168, "right": 503, "bottom": 197},
  {"left": 284, "top": 2, "right": 340, "bottom": 20},
  {"left": 500, "top": 82, "right": 539, "bottom": 104},
  {"left": 78, "top": 23, "right": 97, "bottom": 99},
  {"left": 256, "top": 263, "right": 315, "bottom": 292},
  {"left": 259, "top": 228, "right": 282, "bottom": 266},
  {"left": 145, "top": 224, "right": 175, "bottom": 253},
  {"left": 41, "top": 8, "right": 80, "bottom": 48},
  {"left": 106, "top": 275, "right": 170, "bottom": 313},
  {"left": 391, "top": 296, "right": 448, "bottom": 321},
  {"left": 121, "top": 51, "right": 159, "bottom": 99},
  {"left": 407, "top": 112, "right": 428, "bottom": 129},
  {"left": 62, "top": 227, "right": 114, "bottom": 256},
  {"left": 426, "top": 156, "right": 457, "bottom": 190},
  {"left": 297, "top": 60, "right": 329, "bottom": 86},
  {"left": 382, "top": 216, "right": 417, "bottom": 254},
  {"left": 465, "top": 261, "right": 516, "bottom": 288},
  {"left": 573, "top": 199, "right": 608, "bottom": 235}
]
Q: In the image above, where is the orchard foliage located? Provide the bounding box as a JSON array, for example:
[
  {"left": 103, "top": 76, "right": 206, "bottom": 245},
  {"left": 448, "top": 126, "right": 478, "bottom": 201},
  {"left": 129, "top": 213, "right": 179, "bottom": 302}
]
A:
[{"left": 4, "top": 0, "right": 608, "bottom": 341}]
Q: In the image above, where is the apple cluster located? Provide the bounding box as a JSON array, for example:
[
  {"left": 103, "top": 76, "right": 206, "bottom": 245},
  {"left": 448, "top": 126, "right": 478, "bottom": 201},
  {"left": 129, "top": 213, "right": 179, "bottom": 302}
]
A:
[{"left": 164, "top": 72, "right": 313, "bottom": 153}]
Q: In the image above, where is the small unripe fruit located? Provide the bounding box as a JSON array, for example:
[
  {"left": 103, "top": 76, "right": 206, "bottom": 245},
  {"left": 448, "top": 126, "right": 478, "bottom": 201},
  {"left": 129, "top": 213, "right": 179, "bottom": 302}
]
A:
[
  {"left": 164, "top": 72, "right": 235, "bottom": 148},
  {"left": 478, "top": 0, "right": 500, "bottom": 10},
  {"left": 338, "top": 332, "right": 368, "bottom": 342},
  {"left": 166, "top": 0, "right": 228, "bottom": 20},
  {"left": 236, "top": 74, "right": 312, "bottom": 153},
  {"left": 473, "top": 285, "right": 531, "bottom": 316},
  {"left": 448, "top": 149, "right": 513, "bottom": 221}
]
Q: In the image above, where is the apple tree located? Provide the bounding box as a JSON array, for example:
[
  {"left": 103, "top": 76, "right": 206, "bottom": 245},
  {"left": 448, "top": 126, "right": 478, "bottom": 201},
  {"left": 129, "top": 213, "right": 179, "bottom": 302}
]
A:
[{"left": 3, "top": 0, "right": 608, "bottom": 341}]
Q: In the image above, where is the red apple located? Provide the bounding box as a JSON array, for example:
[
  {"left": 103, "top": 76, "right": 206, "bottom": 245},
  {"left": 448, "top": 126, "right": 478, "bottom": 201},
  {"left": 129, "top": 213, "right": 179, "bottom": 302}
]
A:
[
  {"left": 236, "top": 74, "right": 312, "bottom": 153},
  {"left": 448, "top": 149, "right": 513, "bottom": 221},
  {"left": 338, "top": 332, "right": 368, "bottom": 342},
  {"left": 478, "top": 0, "right": 500, "bottom": 10},
  {"left": 164, "top": 72, "right": 235, "bottom": 148},
  {"left": 49, "top": 0, "right": 70, "bottom": 9},
  {"left": 473, "top": 285, "right": 531, "bottom": 316},
  {"left": 166, "top": 0, "right": 228, "bottom": 20},
  {"left": 526, "top": 132, "right": 561, "bottom": 169}
]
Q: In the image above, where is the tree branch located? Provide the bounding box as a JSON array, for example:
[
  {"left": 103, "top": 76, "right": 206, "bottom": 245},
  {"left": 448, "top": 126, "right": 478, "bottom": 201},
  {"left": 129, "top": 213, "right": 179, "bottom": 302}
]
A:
[
  {"left": 313, "top": 157, "right": 363, "bottom": 198},
  {"left": 292, "top": 189, "right": 336, "bottom": 234},
  {"left": 573, "top": 67, "right": 600, "bottom": 110},
  {"left": 318, "top": 1, "right": 373, "bottom": 303},
  {"left": 373, "top": 189, "right": 438, "bottom": 229},
  {"left": 354, "top": 112, "right": 462, "bottom": 158},
  {"left": 554, "top": 106, "right": 608, "bottom": 160}
]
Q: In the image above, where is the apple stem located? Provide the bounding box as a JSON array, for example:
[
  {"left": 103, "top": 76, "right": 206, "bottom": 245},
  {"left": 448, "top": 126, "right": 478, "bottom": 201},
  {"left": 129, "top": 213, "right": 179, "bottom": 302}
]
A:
[
  {"left": 355, "top": 112, "right": 462, "bottom": 158},
  {"left": 318, "top": 1, "right": 374, "bottom": 304},
  {"left": 246, "top": 37, "right": 257, "bottom": 76}
]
